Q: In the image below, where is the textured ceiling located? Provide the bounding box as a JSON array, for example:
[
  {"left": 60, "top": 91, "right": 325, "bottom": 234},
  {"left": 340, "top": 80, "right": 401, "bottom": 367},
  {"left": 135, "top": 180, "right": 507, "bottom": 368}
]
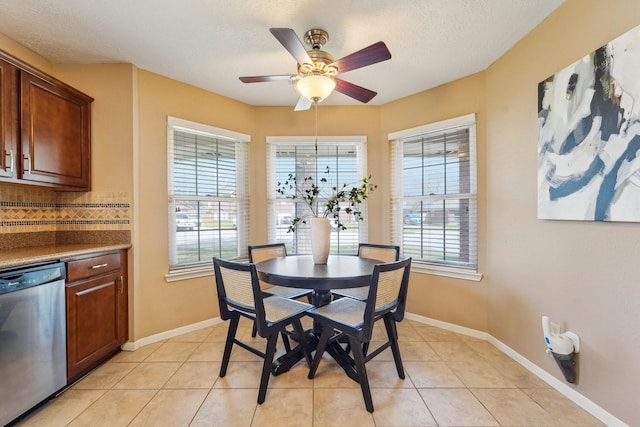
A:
[{"left": 0, "top": 0, "right": 563, "bottom": 108}]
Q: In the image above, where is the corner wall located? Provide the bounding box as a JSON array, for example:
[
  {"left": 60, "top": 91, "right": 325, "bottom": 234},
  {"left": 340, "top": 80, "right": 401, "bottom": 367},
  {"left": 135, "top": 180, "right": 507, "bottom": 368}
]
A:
[
  {"left": 485, "top": 1, "right": 640, "bottom": 423},
  {"left": 135, "top": 70, "right": 255, "bottom": 339},
  {"left": 380, "top": 73, "right": 488, "bottom": 332}
]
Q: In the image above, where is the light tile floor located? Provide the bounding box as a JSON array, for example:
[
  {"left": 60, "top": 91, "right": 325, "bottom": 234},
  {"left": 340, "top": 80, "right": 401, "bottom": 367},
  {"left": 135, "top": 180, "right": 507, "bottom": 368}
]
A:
[{"left": 17, "top": 318, "right": 605, "bottom": 427}]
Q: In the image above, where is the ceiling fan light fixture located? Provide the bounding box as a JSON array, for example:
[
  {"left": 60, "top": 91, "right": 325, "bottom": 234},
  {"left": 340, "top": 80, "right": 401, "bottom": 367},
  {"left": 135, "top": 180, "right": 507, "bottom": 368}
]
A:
[
  {"left": 239, "top": 28, "right": 391, "bottom": 110},
  {"left": 296, "top": 74, "right": 336, "bottom": 103}
]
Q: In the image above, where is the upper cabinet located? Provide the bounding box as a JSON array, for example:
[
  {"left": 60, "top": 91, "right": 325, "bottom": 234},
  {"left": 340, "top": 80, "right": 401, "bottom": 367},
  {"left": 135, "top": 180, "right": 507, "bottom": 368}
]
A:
[
  {"left": 0, "top": 49, "right": 93, "bottom": 190},
  {"left": 0, "top": 56, "right": 18, "bottom": 180}
]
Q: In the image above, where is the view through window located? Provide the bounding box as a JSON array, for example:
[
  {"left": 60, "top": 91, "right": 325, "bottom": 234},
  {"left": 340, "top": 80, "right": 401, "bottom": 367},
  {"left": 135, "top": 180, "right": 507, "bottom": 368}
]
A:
[
  {"left": 168, "top": 117, "right": 249, "bottom": 270},
  {"left": 390, "top": 114, "right": 478, "bottom": 271},
  {"left": 267, "top": 137, "right": 368, "bottom": 255}
]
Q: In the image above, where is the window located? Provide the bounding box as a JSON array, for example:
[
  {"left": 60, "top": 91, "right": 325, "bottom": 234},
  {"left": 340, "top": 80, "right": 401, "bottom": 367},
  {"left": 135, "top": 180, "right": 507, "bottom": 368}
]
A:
[
  {"left": 266, "top": 136, "right": 369, "bottom": 255},
  {"left": 390, "top": 114, "right": 480, "bottom": 281},
  {"left": 167, "top": 117, "right": 249, "bottom": 277}
]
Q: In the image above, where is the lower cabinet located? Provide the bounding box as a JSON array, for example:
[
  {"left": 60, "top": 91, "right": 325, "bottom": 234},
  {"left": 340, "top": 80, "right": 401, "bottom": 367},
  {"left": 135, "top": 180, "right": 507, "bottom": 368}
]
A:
[{"left": 65, "top": 250, "right": 128, "bottom": 383}]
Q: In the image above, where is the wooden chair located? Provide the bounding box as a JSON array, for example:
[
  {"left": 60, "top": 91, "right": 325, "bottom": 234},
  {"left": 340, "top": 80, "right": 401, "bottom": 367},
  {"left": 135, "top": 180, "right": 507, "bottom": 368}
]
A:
[
  {"left": 249, "top": 243, "right": 313, "bottom": 300},
  {"left": 248, "top": 243, "right": 313, "bottom": 338},
  {"left": 307, "top": 257, "right": 411, "bottom": 413},
  {"left": 331, "top": 243, "right": 400, "bottom": 301},
  {"left": 213, "top": 257, "right": 313, "bottom": 404}
]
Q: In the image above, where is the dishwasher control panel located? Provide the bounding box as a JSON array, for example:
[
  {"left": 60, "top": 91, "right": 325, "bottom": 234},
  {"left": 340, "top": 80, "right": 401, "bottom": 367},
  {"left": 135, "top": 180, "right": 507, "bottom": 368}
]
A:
[{"left": 0, "top": 262, "right": 66, "bottom": 295}]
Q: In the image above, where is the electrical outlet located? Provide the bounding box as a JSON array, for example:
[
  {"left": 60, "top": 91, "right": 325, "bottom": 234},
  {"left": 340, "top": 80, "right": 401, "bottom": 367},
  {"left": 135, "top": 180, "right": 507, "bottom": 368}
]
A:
[{"left": 550, "top": 321, "right": 561, "bottom": 336}]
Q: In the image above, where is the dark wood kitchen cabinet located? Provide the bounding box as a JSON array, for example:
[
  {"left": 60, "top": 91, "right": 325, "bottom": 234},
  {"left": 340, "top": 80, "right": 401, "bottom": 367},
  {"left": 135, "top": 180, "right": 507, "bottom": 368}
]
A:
[
  {"left": 65, "top": 250, "right": 128, "bottom": 383},
  {"left": 0, "top": 56, "right": 18, "bottom": 179},
  {"left": 0, "top": 48, "right": 93, "bottom": 190}
]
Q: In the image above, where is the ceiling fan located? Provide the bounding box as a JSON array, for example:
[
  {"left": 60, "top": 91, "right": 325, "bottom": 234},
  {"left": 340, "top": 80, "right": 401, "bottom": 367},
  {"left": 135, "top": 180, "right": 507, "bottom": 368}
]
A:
[{"left": 239, "top": 28, "right": 392, "bottom": 110}]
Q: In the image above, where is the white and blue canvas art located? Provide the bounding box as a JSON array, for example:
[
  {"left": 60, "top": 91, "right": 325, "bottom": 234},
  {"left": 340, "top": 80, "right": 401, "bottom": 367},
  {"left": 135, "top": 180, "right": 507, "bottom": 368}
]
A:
[{"left": 538, "top": 24, "right": 640, "bottom": 221}]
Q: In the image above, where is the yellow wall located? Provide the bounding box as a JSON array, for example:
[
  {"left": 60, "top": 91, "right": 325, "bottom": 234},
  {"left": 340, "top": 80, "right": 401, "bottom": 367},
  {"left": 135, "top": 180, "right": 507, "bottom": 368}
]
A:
[
  {"left": 381, "top": 73, "right": 488, "bottom": 331},
  {"left": 135, "top": 70, "right": 255, "bottom": 338},
  {"left": 484, "top": 1, "right": 640, "bottom": 422}
]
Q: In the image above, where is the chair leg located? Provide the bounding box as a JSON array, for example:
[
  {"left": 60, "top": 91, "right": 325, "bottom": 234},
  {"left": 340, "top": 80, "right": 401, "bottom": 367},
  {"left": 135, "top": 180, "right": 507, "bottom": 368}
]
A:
[
  {"left": 362, "top": 341, "right": 370, "bottom": 357},
  {"left": 384, "top": 316, "right": 405, "bottom": 379},
  {"left": 349, "top": 335, "right": 374, "bottom": 413},
  {"left": 292, "top": 319, "right": 312, "bottom": 368},
  {"left": 251, "top": 320, "right": 258, "bottom": 337},
  {"left": 257, "top": 334, "right": 278, "bottom": 404},
  {"left": 307, "top": 327, "right": 331, "bottom": 379},
  {"left": 220, "top": 315, "right": 240, "bottom": 377},
  {"left": 281, "top": 331, "right": 292, "bottom": 352},
  {"left": 343, "top": 339, "right": 367, "bottom": 357}
]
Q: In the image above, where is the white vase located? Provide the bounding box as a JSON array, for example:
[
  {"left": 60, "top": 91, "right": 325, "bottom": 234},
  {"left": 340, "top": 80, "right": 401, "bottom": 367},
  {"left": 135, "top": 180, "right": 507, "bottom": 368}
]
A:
[{"left": 311, "top": 217, "right": 331, "bottom": 264}]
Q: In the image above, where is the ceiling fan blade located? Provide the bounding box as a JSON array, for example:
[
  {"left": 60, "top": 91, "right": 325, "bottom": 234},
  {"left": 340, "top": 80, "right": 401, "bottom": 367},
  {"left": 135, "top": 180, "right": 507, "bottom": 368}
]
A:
[
  {"left": 330, "top": 41, "right": 391, "bottom": 74},
  {"left": 269, "top": 28, "right": 313, "bottom": 65},
  {"left": 239, "top": 74, "right": 295, "bottom": 83},
  {"left": 294, "top": 96, "right": 312, "bottom": 111},
  {"left": 334, "top": 78, "right": 377, "bottom": 103}
]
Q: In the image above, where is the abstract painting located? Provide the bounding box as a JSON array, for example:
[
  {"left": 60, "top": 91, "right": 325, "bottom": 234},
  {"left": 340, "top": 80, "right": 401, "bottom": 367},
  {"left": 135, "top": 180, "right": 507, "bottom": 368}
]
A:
[{"left": 538, "top": 24, "right": 640, "bottom": 221}]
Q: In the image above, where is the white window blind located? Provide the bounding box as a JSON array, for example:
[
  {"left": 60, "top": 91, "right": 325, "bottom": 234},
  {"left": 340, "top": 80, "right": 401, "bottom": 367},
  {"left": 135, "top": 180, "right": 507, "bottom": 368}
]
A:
[
  {"left": 167, "top": 117, "right": 249, "bottom": 274},
  {"left": 390, "top": 114, "right": 478, "bottom": 275},
  {"left": 266, "top": 136, "right": 368, "bottom": 255}
]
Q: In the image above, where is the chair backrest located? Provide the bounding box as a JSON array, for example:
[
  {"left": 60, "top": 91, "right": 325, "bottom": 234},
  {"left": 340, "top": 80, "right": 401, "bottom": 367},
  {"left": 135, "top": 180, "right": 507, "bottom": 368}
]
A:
[
  {"left": 362, "top": 257, "right": 412, "bottom": 340},
  {"left": 358, "top": 243, "right": 400, "bottom": 263},
  {"left": 213, "top": 258, "right": 266, "bottom": 325},
  {"left": 248, "top": 243, "right": 287, "bottom": 264}
]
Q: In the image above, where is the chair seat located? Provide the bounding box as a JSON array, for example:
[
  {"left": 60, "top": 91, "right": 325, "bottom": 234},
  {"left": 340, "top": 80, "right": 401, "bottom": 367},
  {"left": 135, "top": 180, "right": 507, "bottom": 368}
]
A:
[
  {"left": 263, "top": 283, "right": 312, "bottom": 299},
  {"left": 332, "top": 286, "right": 368, "bottom": 301},
  {"left": 309, "top": 296, "right": 366, "bottom": 328},
  {"left": 263, "top": 296, "right": 312, "bottom": 324}
]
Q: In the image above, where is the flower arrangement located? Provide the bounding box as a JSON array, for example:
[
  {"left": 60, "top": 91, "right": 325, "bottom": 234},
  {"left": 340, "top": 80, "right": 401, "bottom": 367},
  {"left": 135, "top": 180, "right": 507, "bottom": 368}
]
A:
[{"left": 276, "top": 166, "right": 377, "bottom": 232}]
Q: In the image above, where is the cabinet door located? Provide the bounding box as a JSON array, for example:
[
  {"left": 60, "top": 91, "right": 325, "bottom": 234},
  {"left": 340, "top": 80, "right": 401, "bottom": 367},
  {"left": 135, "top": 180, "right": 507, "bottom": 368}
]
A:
[
  {"left": 0, "top": 57, "right": 18, "bottom": 179},
  {"left": 66, "top": 272, "right": 124, "bottom": 382},
  {"left": 20, "top": 70, "right": 91, "bottom": 190},
  {"left": 117, "top": 251, "right": 129, "bottom": 343}
]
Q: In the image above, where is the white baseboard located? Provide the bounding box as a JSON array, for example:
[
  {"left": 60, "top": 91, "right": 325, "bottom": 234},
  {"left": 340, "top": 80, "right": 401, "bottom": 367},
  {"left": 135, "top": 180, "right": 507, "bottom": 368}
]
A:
[
  {"left": 405, "top": 312, "right": 627, "bottom": 427},
  {"left": 405, "top": 312, "right": 489, "bottom": 340},
  {"left": 121, "top": 317, "right": 223, "bottom": 351},
  {"left": 122, "top": 312, "right": 627, "bottom": 427}
]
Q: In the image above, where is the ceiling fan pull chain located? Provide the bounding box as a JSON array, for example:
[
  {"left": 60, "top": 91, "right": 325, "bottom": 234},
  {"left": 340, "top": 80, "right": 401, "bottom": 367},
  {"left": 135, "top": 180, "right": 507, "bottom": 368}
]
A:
[{"left": 315, "top": 101, "right": 319, "bottom": 179}]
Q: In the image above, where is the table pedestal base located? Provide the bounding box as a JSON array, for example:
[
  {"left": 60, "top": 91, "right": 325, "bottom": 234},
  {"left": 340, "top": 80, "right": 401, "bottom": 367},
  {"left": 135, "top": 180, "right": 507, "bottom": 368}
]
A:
[{"left": 272, "top": 289, "right": 359, "bottom": 383}]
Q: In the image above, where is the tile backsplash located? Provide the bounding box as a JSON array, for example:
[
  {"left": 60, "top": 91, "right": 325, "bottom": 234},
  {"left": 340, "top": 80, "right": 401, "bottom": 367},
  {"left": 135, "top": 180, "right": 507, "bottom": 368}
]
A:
[{"left": 0, "top": 187, "right": 131, "bottom": 234}]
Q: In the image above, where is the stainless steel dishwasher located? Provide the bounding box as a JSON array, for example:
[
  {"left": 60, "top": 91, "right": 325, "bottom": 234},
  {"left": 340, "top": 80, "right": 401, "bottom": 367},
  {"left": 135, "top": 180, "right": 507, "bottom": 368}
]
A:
[{"left": 0, "top": 262, "right": 66, "bottom": 426}]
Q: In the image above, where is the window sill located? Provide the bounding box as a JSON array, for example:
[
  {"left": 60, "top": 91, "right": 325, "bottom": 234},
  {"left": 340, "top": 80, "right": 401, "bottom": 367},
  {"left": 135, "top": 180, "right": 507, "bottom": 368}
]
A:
[
  {"left": 411, "top": 262, "right": 483, "bottom": 282},
  {"left": 165, "top": 264, "right": 214, "bottom": 283}
]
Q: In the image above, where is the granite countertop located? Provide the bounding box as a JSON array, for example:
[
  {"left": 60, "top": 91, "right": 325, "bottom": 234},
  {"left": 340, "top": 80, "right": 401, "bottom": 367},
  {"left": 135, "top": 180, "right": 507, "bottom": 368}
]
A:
[{"left": 0, "top": 243, "right": 132, "bottom": 270}]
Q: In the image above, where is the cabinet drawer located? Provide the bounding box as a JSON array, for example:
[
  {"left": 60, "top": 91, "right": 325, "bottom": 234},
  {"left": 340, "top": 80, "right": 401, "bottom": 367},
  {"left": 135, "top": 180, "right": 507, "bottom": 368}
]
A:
[{"left": 67, "top": 253, "right": 121, "bottom": 282}]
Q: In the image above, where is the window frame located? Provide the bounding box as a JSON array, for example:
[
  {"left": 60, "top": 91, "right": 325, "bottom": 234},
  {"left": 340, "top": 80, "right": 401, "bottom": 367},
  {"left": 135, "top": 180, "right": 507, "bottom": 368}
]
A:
[
  {"left": 165, "top": 116, "right": 250, "bottom": 282},
  {"left": 266, "top": 135, "right": 370, "bottom": 255},
  {"left": 389, "top": 113, "right": 482, "bottom": 282}
]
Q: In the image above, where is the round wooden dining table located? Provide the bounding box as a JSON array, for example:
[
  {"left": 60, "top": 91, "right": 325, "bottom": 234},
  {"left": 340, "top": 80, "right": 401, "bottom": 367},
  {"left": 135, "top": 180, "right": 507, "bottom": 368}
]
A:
[
  {"left": 255, "top": 254, "right": 379, "bottom": 379},
  {"left": 255, "top": 254, "right": 378, "bottom": 307}
]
